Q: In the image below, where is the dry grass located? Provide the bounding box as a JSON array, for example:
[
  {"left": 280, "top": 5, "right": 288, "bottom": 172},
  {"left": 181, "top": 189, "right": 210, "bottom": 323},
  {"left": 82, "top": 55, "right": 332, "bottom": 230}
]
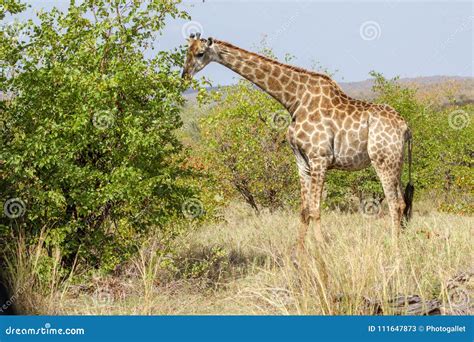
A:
[
  {"left": 3, "top": 227, "right": 71, "bottom": 314},
  {"left": 7, "top": 202, "right": 473, "bottom": 315}
]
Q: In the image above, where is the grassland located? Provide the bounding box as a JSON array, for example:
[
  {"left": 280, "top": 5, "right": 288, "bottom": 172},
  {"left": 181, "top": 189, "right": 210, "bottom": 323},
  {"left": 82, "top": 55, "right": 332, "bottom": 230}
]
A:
[{"left": 10, "top": 200, "right": 471, "bottom": 315}]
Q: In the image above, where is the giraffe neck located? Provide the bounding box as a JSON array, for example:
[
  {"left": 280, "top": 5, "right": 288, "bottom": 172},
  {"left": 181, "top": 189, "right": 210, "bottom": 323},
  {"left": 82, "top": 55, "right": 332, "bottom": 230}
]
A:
[{"left": 213, "top": 40, "right": 325, "bottom": 112}]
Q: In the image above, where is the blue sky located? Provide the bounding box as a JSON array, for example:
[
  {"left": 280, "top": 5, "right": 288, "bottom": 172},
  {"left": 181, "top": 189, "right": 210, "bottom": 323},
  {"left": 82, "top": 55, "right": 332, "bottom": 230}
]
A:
[{"left": 16, "top": 1, "right": 474, "bottom": 85}]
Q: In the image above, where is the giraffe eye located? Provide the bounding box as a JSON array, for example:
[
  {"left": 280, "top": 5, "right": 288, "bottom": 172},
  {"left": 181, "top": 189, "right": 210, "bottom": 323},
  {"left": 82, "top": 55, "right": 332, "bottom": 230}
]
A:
[{"left": 196, "top": 52, "right": 205, "bottom": 58}]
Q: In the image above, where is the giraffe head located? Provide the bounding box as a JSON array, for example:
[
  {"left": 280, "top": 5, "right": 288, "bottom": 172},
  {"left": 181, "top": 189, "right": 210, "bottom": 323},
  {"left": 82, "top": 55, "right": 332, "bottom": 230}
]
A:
[{"left": 182, "top": 33, "right": 216, "bottom": 78}]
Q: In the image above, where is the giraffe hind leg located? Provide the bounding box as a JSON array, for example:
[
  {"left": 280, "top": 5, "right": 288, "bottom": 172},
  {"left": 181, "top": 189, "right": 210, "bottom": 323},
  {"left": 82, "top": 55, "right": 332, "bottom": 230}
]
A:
[{"left": 372, "top": 160, "right": 405, "bottom": 236}]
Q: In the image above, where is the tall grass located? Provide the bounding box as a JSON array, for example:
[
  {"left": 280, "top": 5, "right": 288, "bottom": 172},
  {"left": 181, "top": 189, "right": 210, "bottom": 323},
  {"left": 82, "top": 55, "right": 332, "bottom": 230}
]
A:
[
  {"left": 2, "top": 227, "right": 70, "bottom": 314},
  {"left": 4, "top": 202, "right": 472, "bottom": 315},
  {"left": 182, "top": 202, "right": 471, "bottom": 315}
]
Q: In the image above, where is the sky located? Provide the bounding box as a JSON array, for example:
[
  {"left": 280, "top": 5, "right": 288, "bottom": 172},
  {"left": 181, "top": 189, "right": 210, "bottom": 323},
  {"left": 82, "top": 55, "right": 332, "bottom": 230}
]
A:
[{"left": 14, "top": 1, "right": 474, "bottom": 85}]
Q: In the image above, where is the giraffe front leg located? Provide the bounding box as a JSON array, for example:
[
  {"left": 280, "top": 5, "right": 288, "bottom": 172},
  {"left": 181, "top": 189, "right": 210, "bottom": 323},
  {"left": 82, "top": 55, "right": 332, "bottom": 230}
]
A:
[
  {"left": 297, "top": 173, "right": 311, "bottom": 254},
  {"left": 291, "top": 172, "right": 311, "bottom": 267},
  {"left": 309, "top": 159, "right": 329, "bottom": 244},
  {"left": 289, "top": 141, "right": 312, "bottom": 257}
]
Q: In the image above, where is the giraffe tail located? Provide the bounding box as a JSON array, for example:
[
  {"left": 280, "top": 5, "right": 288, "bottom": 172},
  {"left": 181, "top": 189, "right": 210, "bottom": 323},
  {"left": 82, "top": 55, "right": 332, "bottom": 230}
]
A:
[{"left": 403, "top": 129, "right": 414, "bottom": 224}]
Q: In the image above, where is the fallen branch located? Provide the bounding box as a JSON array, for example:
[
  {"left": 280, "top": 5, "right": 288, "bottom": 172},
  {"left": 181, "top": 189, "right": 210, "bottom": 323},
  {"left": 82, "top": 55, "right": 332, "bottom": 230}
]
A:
[{"left": 362, "top": 270, "right": 473, "bottom": 315}]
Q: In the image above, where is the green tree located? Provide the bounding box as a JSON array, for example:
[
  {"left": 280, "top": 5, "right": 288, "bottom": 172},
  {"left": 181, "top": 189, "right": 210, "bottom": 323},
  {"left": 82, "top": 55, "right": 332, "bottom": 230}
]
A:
[
  {"left": 0, "top": 0, "right": 26, "bottom": 19},
  {"left": 0, "top": 0, "right": 201, "bottom": 270},
  {"left": 199, "top": 81, "right": 299, "bottom": 212}
]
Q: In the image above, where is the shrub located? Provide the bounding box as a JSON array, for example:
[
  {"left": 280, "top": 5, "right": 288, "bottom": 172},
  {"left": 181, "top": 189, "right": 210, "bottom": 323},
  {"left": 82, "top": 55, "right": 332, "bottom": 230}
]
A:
[
  {"left": 0, "top": 0, "right": 202, "bottom": 271},
  {"left": 198, "top": 81, "right": 299, "bottom": 212}
]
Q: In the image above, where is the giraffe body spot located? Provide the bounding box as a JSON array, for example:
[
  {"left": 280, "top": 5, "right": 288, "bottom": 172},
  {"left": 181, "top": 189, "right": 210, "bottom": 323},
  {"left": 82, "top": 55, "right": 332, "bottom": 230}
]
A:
[
  {"left": 272, "top": 67, "right": 281, "bottom": 77},
  {"left": 255, "top": 69, "right": 265, "bottom": 80},
  {"left": 268, "top": 77, "right": 282, "bottom": 92}
]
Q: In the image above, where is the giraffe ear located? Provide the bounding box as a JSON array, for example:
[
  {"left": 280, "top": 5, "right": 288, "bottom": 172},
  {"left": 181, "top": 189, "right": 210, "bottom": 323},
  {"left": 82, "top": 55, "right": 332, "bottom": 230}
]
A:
[{"left": 207, "top": 37, "right": 213, "bottom": 47}]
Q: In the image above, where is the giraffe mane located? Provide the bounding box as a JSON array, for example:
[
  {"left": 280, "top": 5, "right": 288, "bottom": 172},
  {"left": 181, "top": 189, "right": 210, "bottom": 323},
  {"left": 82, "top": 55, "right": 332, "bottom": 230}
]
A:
[{"left": 213, "top": 39, "right": 345, "bottom": 93}]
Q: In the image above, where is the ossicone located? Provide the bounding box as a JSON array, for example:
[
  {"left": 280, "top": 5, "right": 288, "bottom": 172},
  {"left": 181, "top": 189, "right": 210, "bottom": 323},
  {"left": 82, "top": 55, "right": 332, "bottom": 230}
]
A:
[{"left": 189, "top": 32, "right": 202, "bottom": 39}]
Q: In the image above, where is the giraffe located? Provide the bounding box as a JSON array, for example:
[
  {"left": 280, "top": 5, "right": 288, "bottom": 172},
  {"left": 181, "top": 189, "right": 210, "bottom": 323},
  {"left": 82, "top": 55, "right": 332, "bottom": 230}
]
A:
[{"left": 182, "top": 33, "right": 414, "bottom": 251}]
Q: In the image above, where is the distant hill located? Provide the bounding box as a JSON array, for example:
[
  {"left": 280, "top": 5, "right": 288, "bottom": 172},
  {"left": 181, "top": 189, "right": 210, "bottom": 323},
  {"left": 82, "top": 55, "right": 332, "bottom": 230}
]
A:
[{"left": 340, "top": 76, "right": 473, "bottom": 102}]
